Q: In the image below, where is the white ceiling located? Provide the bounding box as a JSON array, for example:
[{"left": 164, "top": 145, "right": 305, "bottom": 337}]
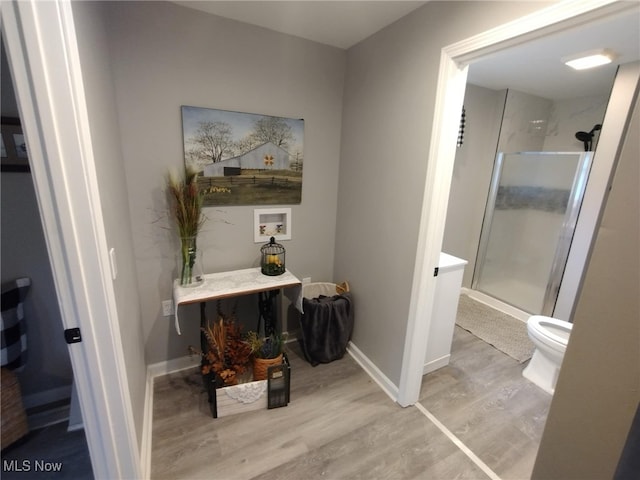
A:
[
  {"left": 467, "top": 8, "right": 640, "bottom": 100},
  {"left": 175, "top": 1, "right": 640, "bottom": 101},
  {"left": 173, "top": 1, "right": 427, "bottom": 50}
]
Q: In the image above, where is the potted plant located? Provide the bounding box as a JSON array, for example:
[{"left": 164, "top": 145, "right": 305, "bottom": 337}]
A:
[
  {"left": 189, "top": 308, "right": 252, "bottom": 387},
  {"left": 246, "top": 331, "right": 286, "bottom": 381}
]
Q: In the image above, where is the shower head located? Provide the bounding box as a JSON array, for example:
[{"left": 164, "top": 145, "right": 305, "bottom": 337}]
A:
[
  {"left": 575, "top": 131, "right": 592, "bottom": 142},
  {"left": 575, "top": 124, "right": 602, "bottom": 151},
  {"left": 575, "top": 131, "right": 592, "bottom": 151}
]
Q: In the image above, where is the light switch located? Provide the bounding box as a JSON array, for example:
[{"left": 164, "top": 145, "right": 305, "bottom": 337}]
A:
[{"left": 109, "top": 247, "right": 118, "bottom": 280}]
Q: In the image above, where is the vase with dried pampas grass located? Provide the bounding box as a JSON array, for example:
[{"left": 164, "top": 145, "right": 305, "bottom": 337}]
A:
[{"left": 167, "top": 167, "right": 205, "bottom": 286}]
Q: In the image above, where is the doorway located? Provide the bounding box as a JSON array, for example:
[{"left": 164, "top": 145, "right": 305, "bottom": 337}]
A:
[
  {"left": 1, "top": 36, "right": 92, "bottom": 476},
  {"left": 400, "top": 0, "right": 640, "bottom": 408}
]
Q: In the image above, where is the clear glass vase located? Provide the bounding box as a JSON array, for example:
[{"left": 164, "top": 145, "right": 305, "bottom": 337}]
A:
[{"left": 179, "top": 236, "right": 203, "bottom": 287}]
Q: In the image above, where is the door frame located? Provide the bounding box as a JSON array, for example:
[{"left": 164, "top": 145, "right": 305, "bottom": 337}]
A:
[
  {"left": 398, "top": 0, "right": 638, "bottom": 406},
  {"left": 1, "top": 1, "right": 141, "bottom": 477}
]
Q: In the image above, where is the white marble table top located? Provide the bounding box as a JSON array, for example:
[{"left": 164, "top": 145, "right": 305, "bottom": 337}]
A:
[{"left": 172, "top": 267, "right": 302, "bottom": 334}]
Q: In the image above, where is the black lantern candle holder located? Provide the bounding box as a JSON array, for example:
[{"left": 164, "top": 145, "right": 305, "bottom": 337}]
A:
[{"left": 261, "top": 237, "right": 285, "bottom": 276}]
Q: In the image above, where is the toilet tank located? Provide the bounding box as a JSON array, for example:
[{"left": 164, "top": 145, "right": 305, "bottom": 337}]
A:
[{"left": 423, "top": 252, "right": 468, "bottom": 374}]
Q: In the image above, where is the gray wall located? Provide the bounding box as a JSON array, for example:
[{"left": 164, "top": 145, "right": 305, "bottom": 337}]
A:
[
  {"left": 1, "top": 173, "right": 73, "bottom": 398},
  {"left": 335, "top": 1, "right": 551, "bottom": 387},
  {"left": 533, "top": 90, "right": 640, "bottom": 479},
  {"left": 443, "top": 84, "right": 506, "bottom": 287},
  {"left": 71, "top": 1, "right": 147, "bottom": 447},
  {"left": 101, "top": 1, "right": 346, "bottom": 364},
  {"left": 1, "top": 40, "right": 19, "bottom": 117}
]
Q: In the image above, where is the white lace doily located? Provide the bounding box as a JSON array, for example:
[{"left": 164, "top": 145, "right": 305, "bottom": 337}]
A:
[{"left": 224, "top": 381, "right": 267, "bottom": 404}]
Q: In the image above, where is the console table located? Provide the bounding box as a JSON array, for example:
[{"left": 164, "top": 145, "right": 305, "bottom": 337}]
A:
[
  {"left": 172, "top": 267, "right": 302, "bottom": 335},
  {"left": 172, "top": 267, "right": 302, "bottom": 418}
]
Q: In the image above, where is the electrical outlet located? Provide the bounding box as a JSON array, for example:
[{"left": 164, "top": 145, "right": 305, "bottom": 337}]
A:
[
  {"left": 302, "top": 277, "right": 311, "bottom": 284},
  {"left": 162, "top": 300, "right": 173, "bottom": 316}
]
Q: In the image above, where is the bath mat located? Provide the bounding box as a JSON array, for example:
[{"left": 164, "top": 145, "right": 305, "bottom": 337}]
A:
[{"left": 455, "top": 294, "right": 534, "bottom": 363}]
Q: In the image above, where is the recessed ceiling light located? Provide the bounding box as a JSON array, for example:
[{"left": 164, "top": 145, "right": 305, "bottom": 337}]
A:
[{"left": 562, "top": 49, "right": 617, "bottom": 70}]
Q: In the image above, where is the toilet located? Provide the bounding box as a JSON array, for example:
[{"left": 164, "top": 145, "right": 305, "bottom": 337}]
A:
[{"left": 522, "top": 315, "right": 573, "bottom": 395}]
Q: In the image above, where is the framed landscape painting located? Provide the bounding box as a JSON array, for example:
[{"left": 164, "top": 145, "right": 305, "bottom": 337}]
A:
[{"left": 182, "top": 106, "right": 304, "bottom": 206}]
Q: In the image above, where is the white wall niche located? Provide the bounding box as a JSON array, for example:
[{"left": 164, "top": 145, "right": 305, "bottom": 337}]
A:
[{"left": 254, "top": 208, "right": 291, "bottom": 243}]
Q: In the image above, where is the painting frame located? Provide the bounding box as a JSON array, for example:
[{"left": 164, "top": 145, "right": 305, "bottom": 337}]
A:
[
  {"left": 1, "top": 117, "right": 30, "bottom": 173},
  {"left": 254, "top": 208, "right": 292, "bottom": 243},
  {"left": 182, "top": 106, "right": 304, "bottom": 206}
]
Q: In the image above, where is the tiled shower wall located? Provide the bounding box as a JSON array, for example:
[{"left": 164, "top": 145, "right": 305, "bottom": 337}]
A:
[
  {"left": 497, "top": 90, "right": 552, "bottom": 153},
  {"left": 544, "top": 95, "right": 610, "bottom": 151},
  {"left": 497, "top": 89, "right": 609, "bottom": 153}
]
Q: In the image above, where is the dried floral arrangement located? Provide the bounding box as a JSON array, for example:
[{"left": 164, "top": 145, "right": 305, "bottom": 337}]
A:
[
  {"left": 167, "top": 167, "right": 205, "bottom": 238},
  {"left": 189, "top": 303, "right": 252, "bottom": 386},
  {"left": 167, "top": 167, "right": 206, "bottom": 285}
]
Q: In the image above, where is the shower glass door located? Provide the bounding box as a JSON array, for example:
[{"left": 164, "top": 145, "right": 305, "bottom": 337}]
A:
[{"left": 472, "top": 152, "right": 592, "bottom": 315}]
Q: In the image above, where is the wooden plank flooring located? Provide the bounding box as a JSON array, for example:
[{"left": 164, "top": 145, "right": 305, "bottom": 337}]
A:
[
  {"left": 419, "top": 326, "right": 551, "bottom": 479},
  {"left": 152, "top": 329, "right": 550, "bottom": 479},
  {"left": 0, "top": 421, "right": 93, "bottom": 479}
]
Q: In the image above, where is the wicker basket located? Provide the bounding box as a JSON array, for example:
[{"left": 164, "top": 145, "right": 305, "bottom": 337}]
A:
[
  {"left": 253, "top": 353, "right": 283, "bottom": 381},
  {"left": 1, "top": 368, "right": 29, "bottom": 449}
]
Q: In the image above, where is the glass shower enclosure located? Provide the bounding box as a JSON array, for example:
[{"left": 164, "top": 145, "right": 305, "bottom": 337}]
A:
[{"left": 472, "top": 152, "right": 593, "bottom": 316}]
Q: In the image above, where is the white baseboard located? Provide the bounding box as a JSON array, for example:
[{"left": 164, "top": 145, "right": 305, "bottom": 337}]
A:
[
  {"left": 67, "top": 381, "right": 83, "bottom": 432},
  {"left": 461, "top": 287, "right": 529, "bottom": 322},
  {"left": 283, "top": 329, "right": 299, "bottom": 344},
  {"left": 23, "top": 385, "right": 79, "bottom": 431},
  {"left": 422, "top": 354, "right": 450, "bottom": 375},
  {"left": 27, "top": 403, "right": 70, "bottom": 430},
  {"left": 140, "top": 370, "right": 154, "bottom": 480},
  {"left": 146, "top": 355, "right": 201, "bottom": 379},
  {"left": 141, "top": 355, "right": 201, "bottom": 479},
  {"left": 346, "top": 341, "right": 399, "bottom": 403},
  {"left": 140, "top": 366, "right": 154, "bottom": 480},
  {"left": 67, "top": 422, "right": 84, "bottom": 432},
  {"left": 22, "top": 385, "right": 71, "bottom": 410}
]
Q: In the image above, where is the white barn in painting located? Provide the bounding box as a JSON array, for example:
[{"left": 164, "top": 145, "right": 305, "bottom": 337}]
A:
[{"left": 203, "top": 142, "right": 291, "bottom": 176}]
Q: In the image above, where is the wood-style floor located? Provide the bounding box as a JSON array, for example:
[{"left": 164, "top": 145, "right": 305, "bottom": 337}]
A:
[
  {"left": 0, "top": 421, "right": 93, "bottom": 479},
  {"left": 419, "top": 327, "right": 551, "bottom": 479},
  {"left": 151, "top": 327, "right": 551, "bottom": 479}
]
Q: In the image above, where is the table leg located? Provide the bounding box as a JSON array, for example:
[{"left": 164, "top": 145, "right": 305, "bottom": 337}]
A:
[
  {"left": 200, "top": 302, "right": 207, "bottom": 361},
  {"left": 200, "top": 301, "right": 218, "bottom": 418},
  {"left": 258, "top": 289, "right": 279, "bottom": 337}
]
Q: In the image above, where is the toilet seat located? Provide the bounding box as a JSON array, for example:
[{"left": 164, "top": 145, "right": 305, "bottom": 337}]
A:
[{"left": 528, "top": 316, "right": 572, "bottom": 350}]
